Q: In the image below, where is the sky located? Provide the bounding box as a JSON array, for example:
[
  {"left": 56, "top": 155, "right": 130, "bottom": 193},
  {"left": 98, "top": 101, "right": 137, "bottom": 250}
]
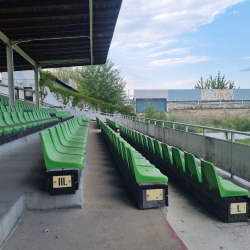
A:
[{"left": 108, "top": 0, "right": 250, "bottom": 94}]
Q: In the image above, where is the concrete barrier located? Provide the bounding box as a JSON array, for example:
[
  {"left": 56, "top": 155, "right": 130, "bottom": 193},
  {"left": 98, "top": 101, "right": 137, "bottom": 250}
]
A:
[{"left": 122, "top": 117, "right": 250, "bottom": 182}]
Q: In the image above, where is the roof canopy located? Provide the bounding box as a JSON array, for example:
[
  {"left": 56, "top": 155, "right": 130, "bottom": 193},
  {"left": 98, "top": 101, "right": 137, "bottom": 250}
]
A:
[{"left": 0, "top": 0, "right": 122, "bottom": 71}]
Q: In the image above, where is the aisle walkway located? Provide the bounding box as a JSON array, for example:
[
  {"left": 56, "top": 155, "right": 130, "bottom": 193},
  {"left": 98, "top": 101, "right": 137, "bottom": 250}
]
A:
[{"left": 3, "top": 122, "right": 184, "bottom": 250}]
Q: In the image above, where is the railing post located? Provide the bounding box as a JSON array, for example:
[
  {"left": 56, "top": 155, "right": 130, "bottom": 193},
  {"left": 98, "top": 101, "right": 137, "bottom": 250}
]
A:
[
  {"left": 185, "top": 126, "right": 188, "bottom": 132},
  {"left": 162, "top": 121, "right": 164, "bottom": 127},
  {"left": 154, "top": 120, "right": 156, "bottom": 125},
  {"left": 203, "top": 128, "right": 207, "bottom": 159},
  {"left": 231, "top": 133, "right": 235, "bottom": 178},
  {"left": 173, "top": 123, "right": 175, "bottom": 129}
]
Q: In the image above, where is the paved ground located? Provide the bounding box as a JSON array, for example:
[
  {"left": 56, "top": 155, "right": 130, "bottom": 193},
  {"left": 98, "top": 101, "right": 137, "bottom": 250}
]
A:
[
  {"left": 167, "top": 179, "right": 250, "bottom": 250},
  {"left": 3, "top": 122, "right": 184, "bottom": 250},
  {"left": 0, "top": 136, "right": 45, "bottom": 222}
]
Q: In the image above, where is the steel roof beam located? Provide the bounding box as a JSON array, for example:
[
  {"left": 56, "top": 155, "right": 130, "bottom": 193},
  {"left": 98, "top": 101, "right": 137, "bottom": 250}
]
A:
[
  {"left": 0, "top": 31, "right": 36, "bottom": 67},
  {"left": 89, "top": 0, "right": 94, "bottom": 65}
]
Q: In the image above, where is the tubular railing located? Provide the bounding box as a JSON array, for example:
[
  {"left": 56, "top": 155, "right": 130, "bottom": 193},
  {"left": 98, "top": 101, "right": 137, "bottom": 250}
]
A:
[{"left": 102, "top": 113, "right": 250, "bottom": 179}]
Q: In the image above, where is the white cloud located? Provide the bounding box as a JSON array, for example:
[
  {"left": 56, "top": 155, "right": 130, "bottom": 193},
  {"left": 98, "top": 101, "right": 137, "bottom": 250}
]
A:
[
  {"left": 241, "top": 57, "right": 250, "bottom": 59},
  {"left": 231, "top": 10, "right": 240, "bottom": 13},
  {"left": 147, "top": 56, "right": 210, "bottom": 67},
  {"left": 111, "top": 0, "right": 245, "bottom": 49},
  {"left": 148, "top": 48, "right": 189, "bottom": 57}
]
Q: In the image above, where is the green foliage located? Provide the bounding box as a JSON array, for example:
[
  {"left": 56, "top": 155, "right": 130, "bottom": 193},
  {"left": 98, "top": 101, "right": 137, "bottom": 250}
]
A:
[
  {"left": 39, "top": 70, "right": 135, "bottom": 115},
  {"left": 235, "top": 139, "right": 250, "bottom": 146},
  {"left": 50, "top": 67, "right": 78, "bottom": 84},
  {"left": 194, "top": 72, "right": 239, "bottom": 89},
  {"left": 143, "top": 102, "right": 198, "bottom": 132},
  {"left": 76, "top": 59, "right": 126, "bottom": 105},
  {"left": 143, "top": 102, "right": 250, "bottom": 133}
]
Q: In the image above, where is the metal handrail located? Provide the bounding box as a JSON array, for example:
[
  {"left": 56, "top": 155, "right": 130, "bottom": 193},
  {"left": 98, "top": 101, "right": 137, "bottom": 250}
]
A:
[{"left": 101, "top": 113, "right": 250, "bottom": 178}]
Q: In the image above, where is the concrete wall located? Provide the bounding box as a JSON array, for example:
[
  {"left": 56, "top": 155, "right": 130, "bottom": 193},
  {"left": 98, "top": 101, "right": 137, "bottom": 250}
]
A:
[
  {"left": 133, "top": 89, "right": 250, "bottom": 102},
  {"left": 122, "top": 117, "right": 250, "bottom": 182},
  {"left": 168, "top": 89, "right": 201, "bottom": 101}
]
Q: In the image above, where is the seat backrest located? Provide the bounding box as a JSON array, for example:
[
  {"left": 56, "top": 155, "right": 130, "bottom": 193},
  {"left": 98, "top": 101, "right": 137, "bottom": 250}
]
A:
[
  {"left": 138, "top": 133, "right": 144, "bottom": 147},
  {"left": 17, "top": 112, "right": 26, "bottom": 123},
  {"left": 126, "top": 146, "right": 136, "bottom": 175},
  {"left": 3, "top": 112, "right": 14, "bottom": 124},
  {"left": 154, "top": 140, "right": 163, "bottom": 158},
  {"left": 142, "top": 135, "right": 149, "bottom": 149},
  {"left": 49, "top": 127, "right": 62, "bottom": 150},
  {"left": 162, "top": 144, "right": 173, "bottom": 164},
  {"left": 172, "top": 147, "right": 185, "bottom": 172},
  {"left": 201, "top": 159, "right": 220, "bottom": 193},
  {"left": 23, "top": 112, "right": 31, "bottom": 121},
  {"left": 147, "top": 137, "right": 155, "bottom": 153},
  {"left": 184, "top": 152, "right": 201, "bottom": 182},
  {"left": 0, "top": 114, "right": 8, "bottom": 126},
  {"left": 11, "top": 112, "right": 21, "bottom": 123}
]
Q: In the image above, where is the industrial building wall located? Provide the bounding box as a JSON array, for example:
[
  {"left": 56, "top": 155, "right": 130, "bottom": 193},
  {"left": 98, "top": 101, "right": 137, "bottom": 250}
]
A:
[
  {"left": 133, "top": 89, "right": 250, "bottom": 101},
  {"left": 136, "top": 98, "right": 166, "bottom": 112}
]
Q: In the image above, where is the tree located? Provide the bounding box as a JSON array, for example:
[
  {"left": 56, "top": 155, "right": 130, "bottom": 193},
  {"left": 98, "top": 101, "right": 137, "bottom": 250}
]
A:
[
  {"left": 76, "top": 59, "right": 126, "bottom": 105},
  {"left": 194, "top": 72, "right": 239, "bottom": 89},
  {"left": 49, "top": 67, "right": 78, "bottom": 83}
]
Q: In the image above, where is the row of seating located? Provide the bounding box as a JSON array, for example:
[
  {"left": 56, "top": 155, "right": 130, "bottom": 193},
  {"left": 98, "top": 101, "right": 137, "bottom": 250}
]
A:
[
  {"left": 100, "top": 119, "right": 168, "bottom": 184},
  {"left": 0, "top": 111, "right": 57, "bottom": 135},
  {"left": 56, "top": 111, "right": 74, "bottom": 120},
  {"left": 119, "top": 125, "right": 249, "bottom": 198},
  {"left": 98, "top": 117, "right": 168, "bottom": 209},
  {"left": 40, "top": 115, "right": 89, "bottom": 171},
  {"left": 106, "top": 118, "right": 119, "bottom": 131},
  {"left": 0, "top": 97, "right": 57, "bottom": 114}
]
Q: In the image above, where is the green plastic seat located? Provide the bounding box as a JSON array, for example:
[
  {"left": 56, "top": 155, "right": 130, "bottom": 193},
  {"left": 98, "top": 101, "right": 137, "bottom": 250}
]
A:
[
  {"left": 60, "top": 124, "right": 86, "bottom": 143},
  {"left": 17, "top": 112, "right": 37, "bottom": 127},
  {"left": 142, "top": 135, "right": 149, "bottom": 149},
  {"left": 147, "top": 137, "right": 155, "bottom": 154},
  {"left": 172, "top": 147, "right": 185, "bottom": 172},
  {"left": 0, "top": 116, "right": 13, "bottom": 134},
  {"left": 23, "top": 112, "right": 40, "bottom": 126},
  {"left": 49, "top": 128, "right": 85, "bottom": 156},
  {"left": 126, "top": 147, "right": 168, "bottom": 184},
  {"left": 40, "top": 131, "right": 84, "bottom": 170},
  {"left": 55, "top": 125, "right": 86, "bottom": 148},
  {"left": 162, "top": 143, "right": 173, "bottom": 164},
  {"left": 154, "top": 140, "right": 163, "bottom": 158},
  {"left": 184, "top": 152, "right": 202, "bottom": 182},
  {"left": 2, "top": 112, "right": 25, "bottom": 130},
  {"left": 201, "top": 159, "right": 249, "bottom": 197},
  {"left": 11, "top": 112, "right": 33, "bottom": 128}
]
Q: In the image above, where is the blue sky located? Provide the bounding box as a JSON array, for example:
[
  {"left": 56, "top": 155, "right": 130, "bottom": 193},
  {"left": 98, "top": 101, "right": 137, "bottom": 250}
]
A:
[{"left": 108, "top": 0, "right": 250, "bottom": 93}]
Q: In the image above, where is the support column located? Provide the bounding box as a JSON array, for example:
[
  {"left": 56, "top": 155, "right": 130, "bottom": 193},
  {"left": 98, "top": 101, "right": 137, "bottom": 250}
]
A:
[
  {"left": 6, "top": 44, "right": 15, "bottom": 107},
  {"left": 34, "top": 66, "right": 39, "bottom": 107}
]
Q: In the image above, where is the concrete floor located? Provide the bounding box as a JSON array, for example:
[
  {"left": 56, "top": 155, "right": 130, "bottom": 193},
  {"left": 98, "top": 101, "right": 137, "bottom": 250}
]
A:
[
  {"left": 167, "top": 179, "right": 250, "bottom": 250},
  {"left": 3, "top": 122, "right": 184, "bottom": 250},
  {"left": 0, "top": 137, "right": 45, "bottom": 221}
]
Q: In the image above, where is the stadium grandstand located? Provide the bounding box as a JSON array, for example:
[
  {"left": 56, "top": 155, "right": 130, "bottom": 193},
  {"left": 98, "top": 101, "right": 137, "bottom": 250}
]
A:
[{"left": 1, "top": 1, "right": 250, "bottom": 250}]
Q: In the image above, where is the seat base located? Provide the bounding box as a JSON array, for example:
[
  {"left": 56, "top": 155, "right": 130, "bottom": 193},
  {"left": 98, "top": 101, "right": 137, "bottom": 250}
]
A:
[{"left": 45, "top": 168, "right": 80, "bottom": 196}]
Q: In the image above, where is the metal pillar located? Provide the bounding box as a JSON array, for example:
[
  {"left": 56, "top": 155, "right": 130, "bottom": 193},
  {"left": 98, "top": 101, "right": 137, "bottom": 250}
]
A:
[
  {"left": 6, "top": 44, "right": 15, "bottom": 106},
  {"left": 34, "top": 67, "right": 39, "bottom": 107}
]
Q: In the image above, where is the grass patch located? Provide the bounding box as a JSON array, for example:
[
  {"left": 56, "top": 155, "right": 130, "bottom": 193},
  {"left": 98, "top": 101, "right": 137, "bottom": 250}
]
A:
[{"left": 235, "top": 139, "right": 250, "bottom": 145}]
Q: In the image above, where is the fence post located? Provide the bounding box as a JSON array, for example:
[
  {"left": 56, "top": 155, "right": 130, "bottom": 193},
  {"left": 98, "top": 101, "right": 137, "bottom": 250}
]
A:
[
  {"left": 203, "top": 128, "right": 207, "bottom": 159},
  {"left": 231, "top": 133, "right": 235, "bottom": 178},
  {"left": 185, "top": 126, "right": 188, "bottom": 132},
  {"left": 154, "top": 120, "right": 156, "bottom": 125},
  {"left": 162, "top": 121, "right": 164, "bottom": 127},
  {"left": 173, "top": 123, "right": 175, "bottom": 129}
]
